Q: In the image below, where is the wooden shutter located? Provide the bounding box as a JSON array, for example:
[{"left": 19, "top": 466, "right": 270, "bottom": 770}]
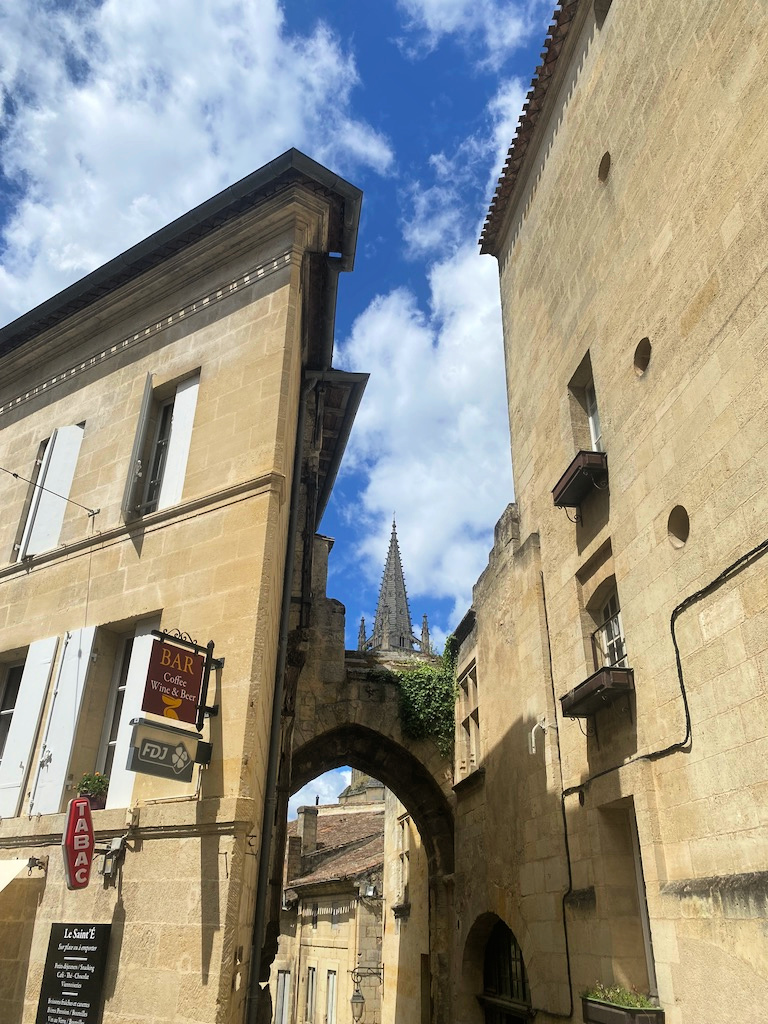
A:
[
  {"left": 0, "top": 637, "right": 59, "bottom": 818},
  {"left": 121, "top": 373, "right": 155, "bottom": 521},
  {"left": 30, "top": 627, "right": 96, "bottom": 815},
  {"left": 20, "top": 424, "right": 85, "bottom": 558},
  {"left": 105, "top": 619, "right": 158, "bottom": 809},
  {"left": 157, "top": 374, "right": 199, "bottom": 510}
]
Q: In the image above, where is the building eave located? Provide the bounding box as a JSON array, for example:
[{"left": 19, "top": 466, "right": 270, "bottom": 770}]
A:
[
  {"left": 479, "top": 0, "right": 585, "bottom": 256},
  {"left": 0, "top": 148, "right": 362, "bottom": 360}
]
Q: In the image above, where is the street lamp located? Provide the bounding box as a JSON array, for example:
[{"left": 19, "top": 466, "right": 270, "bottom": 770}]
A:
[
  {"left": 350, "top": 985, "right": 366, "bottom": 1021},
  {"left": 349, "top": 962, "right": 383, "bottom": 1023}
]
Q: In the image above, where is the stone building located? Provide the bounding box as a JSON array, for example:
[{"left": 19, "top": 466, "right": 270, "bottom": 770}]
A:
[
  {"left": 451, "top": 2, "right": 768, "bottom": 1024},
  {"left": 269, "top": 773, "right": 430, "bottom": 1024},
  {"left": 269, "top": 774, "right": 385, "bottom": 1024},
  {"left": 0, "top": 150, "right": 366, "bottom": 1024}
]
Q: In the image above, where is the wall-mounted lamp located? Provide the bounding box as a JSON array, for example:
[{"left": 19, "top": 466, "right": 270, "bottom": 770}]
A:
[
  {"left": 27, "top": 855, "right": 48, "bottom": 875},
  {"left": 349, "top": 958, "right": 383, "bottom": 1022},
  {"left": 99, "top": 836, "right": 127, "bottom": 881}
]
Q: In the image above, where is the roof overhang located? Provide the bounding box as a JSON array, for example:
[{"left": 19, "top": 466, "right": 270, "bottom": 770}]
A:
[
  {"left": 480, "top": 0, "right": 588, "bottom": 255},
  {"left": 0, "top": 149, "right": 363, "bottom": 361}
]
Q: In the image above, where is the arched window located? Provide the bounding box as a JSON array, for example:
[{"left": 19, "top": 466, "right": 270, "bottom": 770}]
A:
[{"left": 481, "top": 921, "right": 531, "bottom": 1023}]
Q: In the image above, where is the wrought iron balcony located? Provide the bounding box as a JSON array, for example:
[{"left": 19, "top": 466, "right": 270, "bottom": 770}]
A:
[{"left": 552, "top": 450, "right": 608, "bottom": 508}]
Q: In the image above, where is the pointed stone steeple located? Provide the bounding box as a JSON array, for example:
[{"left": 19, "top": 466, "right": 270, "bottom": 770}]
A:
[
  {"left": 370, "top": 518, "right": 415, "bottom": 651},
  {"left": 357, "top": 616, "right": 367, "bottom": 652}
]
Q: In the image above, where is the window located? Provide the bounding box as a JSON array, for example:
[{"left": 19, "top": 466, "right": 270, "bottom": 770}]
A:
[
  {"left": 482, "top": 920, "right": 531, "bottom": 1023},
  {"left": 0, "top": 664, "right": 24, "bottom": 765},
  {"left": 306, "top": 966, "right": 316, "bottom": 1023},
  {"left": 585, "top": 378, "right": 603, "bottom": 452},
  {"left": 275, "top": 971, "right": 291, "bottom": 1024},
  {"left": 14, "top": 424, "right": 85, "bottom": 560},
  {"left": 398, "top": 815, "right": 410, "bottom": 904},
  {"left": 0, "top": 639, "right": 58, "bottom": 818},
  {"left": 122, "top": 372, "right": 199, "bottom": 519},
  {"left": 591, "top": 589, "right": 627, "bottom": 670},
  {"left": 456, "top": 660, "right": 480, "bottom": 781},
  {"left": 568, "top": 352, "right": 604, "bottom": 453},
  {"left": 326, "top": 970, "right": 336, "bottom": 1024},
  {"left": 97, "top": 618, "right": 159, "bottom": 809}
]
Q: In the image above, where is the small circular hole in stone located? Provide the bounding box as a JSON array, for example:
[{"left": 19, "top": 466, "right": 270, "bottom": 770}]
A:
[
  {"left": 668, "top": 506, "right": 690, "bottom": 548},
  {"left": 634, "top": 337, "right": 652, "bottom": 375},
  {"left": 598, "top": 152, "right": 611, "bottom": 182}
]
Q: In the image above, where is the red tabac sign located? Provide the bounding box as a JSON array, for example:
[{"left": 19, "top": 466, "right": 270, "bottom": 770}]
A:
[
  {"left": 142, "top": 639, "right": 204, "bottom": 725},
  {"left": 62, "top": 798, "right": 95, "bottom": 890}
]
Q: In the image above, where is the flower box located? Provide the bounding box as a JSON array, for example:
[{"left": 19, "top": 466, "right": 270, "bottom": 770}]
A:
[{"left": 582, "top": 996, "right": 664, "bottom": 1024}]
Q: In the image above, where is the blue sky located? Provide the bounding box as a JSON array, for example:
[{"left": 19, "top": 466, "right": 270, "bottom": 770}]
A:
[{"left": 0, "top": 0, "right": 552, "bottom": 811}]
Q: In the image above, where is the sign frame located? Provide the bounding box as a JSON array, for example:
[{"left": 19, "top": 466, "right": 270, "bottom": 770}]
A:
[
  {"left": 149, "top": 629, "right": 222, "bottom": 729},
  {"left": 36, "top": 922, "right": 111, "bottom": 1024},
  {"left": 61, "top": 797, "right": 95, "bottom": 891}
]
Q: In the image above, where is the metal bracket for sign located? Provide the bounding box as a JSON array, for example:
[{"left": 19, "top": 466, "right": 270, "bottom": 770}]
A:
[{"left": 151, "top": 629, "right": 224, "bottom": 731}]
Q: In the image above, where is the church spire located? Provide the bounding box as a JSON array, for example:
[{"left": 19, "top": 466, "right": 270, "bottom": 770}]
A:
[{"left": 370, "top": 518, "right": 415, "bottom": 651}]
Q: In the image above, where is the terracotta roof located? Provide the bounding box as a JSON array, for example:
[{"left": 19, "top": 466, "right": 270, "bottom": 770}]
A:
[
  {"left": 480, "top": 0, "right": 582, "bottom": 255},
  {"left": 289, "top": 833, "right": 384, "bottom": 888},
  {"left": 287, "top": 809, "right": 384, "bottom": 887}
]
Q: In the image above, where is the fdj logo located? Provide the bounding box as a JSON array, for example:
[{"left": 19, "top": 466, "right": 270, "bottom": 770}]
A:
[
  {"left": 171, "top": 744, "right": 190, "bottom": 774},
  {"left": 139, "top": 739, "right": 191, "bottom": 774}
]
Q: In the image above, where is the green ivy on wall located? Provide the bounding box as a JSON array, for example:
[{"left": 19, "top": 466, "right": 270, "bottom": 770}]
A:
[{"left": 394, "top": 635, "right": 458, "bottom": 757}]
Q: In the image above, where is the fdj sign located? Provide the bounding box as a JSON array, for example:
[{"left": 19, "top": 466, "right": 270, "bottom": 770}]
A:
[
  {"left": 127, "top": 719, "right": 201, "bottom": 783},
  {"left": 61, "top": 798, "right": 95, "bottom": 890},
  {"left": 142, "top": 639, "right": 204, "bottom": 725}
]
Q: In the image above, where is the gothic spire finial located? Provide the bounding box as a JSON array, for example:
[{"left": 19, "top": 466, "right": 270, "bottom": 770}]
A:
[{"left": 370, "top": 518, "right": 413, "bottom": 651}]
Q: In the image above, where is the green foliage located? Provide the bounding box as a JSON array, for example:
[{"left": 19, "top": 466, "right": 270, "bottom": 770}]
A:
[
  {"left": 582, "top": 983, "right": 655, "bottom": 1009},
  {"left": 394, "top": 636, "right": 458, "bottom": 757},
  {"left": 76, "top": 771, "right": 110, "bottom": 797}
]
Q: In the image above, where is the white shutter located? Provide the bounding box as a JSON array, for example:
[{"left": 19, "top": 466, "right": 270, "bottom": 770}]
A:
[
  {"left": 0, "top": 636, "right": 59, "bottom": 818},
  {"left": 30, "top": 626, "right": 96, "bottom": 815},
  {"left": 122, "top": 373, "right": 155, "bottom": 521},
  {"left": 105, "top": 619, "right": 158, "bottom": 809},
  {"left": 20, "top": 424, "right": 85, "bottom": 558},
  {"left": 157, "top": 374, "right": 199, "bottom": 510}
]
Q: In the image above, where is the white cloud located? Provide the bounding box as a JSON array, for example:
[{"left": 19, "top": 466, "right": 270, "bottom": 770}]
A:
[
  {"left": 288, "top": 768, "right": 351, "bottom": 819},
  {"left": 337, "top": 243, "right": 512, "bottom": 627},
  {"left": 0, "top": 0, "right": 393, "bottom": 326},
  {"left": 397, "top": 0, "right": 534, "bottom": 66}
]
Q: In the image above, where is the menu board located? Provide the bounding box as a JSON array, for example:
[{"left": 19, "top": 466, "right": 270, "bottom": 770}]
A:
[{"left": 36, "top": 923, "right": 111, "bottom": 1024}]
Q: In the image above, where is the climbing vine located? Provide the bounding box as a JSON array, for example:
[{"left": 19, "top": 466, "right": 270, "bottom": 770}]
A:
[{"left": 394, "top": 635, "right": 458, "bottom": 757}]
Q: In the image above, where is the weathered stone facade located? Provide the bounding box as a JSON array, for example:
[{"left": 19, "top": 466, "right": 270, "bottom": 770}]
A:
[
  {"left": 455, "top": 2, "right": 768, "bottom": 1023},
  {"left": 0, "top": 150, "right": 365, "bottom": 1024}
]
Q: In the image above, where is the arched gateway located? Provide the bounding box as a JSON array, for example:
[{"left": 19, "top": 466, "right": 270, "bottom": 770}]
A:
[{"left": 259, "top": 533, "right": 457, "bottom": 1024}]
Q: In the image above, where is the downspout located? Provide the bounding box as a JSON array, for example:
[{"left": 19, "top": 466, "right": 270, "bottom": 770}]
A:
[{"left": 247, "top": 374, "right": 313, "bottom": 1024}]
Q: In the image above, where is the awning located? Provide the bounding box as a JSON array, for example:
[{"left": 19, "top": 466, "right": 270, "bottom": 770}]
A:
[{"left": 0, "top": 859, "right": 29, "bottom": 894}]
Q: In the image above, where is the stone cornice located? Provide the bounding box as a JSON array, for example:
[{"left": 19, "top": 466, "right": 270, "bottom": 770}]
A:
[{"left": 0, "top": 247, "right": 293, "bottom": 418}]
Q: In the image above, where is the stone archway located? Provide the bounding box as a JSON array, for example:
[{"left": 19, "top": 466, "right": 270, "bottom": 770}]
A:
[
  {"left": 291, "top": 725, "right": 455, "bottom": 1024},
  {"left": 460, "top": 914, "right": 532, "bottom": 1024}
]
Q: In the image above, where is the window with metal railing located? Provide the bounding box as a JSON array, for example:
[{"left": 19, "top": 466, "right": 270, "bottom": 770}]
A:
[{"left": 591, "top": 592, "right": 627, "bottom": 670}]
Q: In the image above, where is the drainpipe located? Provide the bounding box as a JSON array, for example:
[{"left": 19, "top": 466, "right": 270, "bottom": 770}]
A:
[{"left": 247, "top": 374, "right": 313, "bottom": 1024}]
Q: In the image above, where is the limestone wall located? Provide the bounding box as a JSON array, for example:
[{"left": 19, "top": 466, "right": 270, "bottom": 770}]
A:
[
  {"left": 0, "top": 190, "right": 332, "bottom": 1024},
  {"left": 457, "top": 1, "right": 768, "bottom": 1022}
]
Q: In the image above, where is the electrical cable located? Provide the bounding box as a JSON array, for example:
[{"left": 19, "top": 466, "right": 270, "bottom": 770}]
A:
[
  {"left": 0, "top": 465, "right": 99, "bottom": 517},
  {"left": 562, "top": 533, "right": 768, "bottom": 801}
]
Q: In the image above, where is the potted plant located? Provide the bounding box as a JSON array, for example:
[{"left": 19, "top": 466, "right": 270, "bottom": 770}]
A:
[
  {"left": 76, "top": 771, "right": 110, "bottom": 810},
  {"left": 581, "top": 984, "right": 664, "bottom": 1024}
]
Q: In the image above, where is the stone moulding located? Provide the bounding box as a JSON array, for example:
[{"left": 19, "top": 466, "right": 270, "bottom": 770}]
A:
[{"left": 0, "top": 248, "right": 292, "bottom": 418}]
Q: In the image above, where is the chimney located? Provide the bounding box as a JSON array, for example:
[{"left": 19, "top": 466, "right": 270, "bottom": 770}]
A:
[
  {"left": 286, "top": 835, "right": 302, "bottom": 883},
  {"left": 297, "top": 805, "right": 318, "bottom": 856}
]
